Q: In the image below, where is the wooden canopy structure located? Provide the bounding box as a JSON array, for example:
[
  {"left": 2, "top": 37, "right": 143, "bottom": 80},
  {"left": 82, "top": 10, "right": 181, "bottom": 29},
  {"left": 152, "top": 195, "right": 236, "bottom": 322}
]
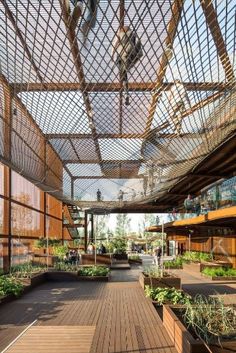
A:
[{"left": 0, "top": 0, "right": 235, "bottom": 211}]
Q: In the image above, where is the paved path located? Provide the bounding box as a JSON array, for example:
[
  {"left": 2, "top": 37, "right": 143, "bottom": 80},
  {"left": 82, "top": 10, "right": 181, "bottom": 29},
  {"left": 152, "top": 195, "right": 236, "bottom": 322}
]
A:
[{"left": 172, "top": 263, "right": 236, "bottom": 304}]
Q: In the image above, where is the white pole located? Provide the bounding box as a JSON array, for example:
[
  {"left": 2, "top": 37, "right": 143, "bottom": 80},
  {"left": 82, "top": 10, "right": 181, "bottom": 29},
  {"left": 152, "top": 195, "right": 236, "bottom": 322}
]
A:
[
  {"left": 95, "top": 215, "right": 97, "bottom": 266},
  {"left": 161, "top": 219, "right": 164, "bottom": 277}
]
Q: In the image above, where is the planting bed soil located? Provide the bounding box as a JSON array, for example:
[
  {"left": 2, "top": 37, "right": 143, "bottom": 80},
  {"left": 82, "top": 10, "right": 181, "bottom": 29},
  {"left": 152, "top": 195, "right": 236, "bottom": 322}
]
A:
[{"left": 163, "top": 305, "right": 236, "bottom": 353}]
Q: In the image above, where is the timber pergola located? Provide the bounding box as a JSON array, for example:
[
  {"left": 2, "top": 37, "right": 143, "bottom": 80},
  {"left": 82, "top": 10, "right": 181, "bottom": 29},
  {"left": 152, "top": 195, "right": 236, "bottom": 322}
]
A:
[{"left": 0, "top": 0, "right": 235, "bottom": 211}]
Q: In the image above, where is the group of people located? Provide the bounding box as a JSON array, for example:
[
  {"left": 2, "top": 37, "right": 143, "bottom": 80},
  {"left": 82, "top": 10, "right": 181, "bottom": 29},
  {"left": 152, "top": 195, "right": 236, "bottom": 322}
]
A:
[
  {"left": 96, "top": 189, "right": 137, "bottom": 203},
  {"left": 64, "top": 249, "right": 80, "bottom": 265},
  {"left": 184, "top": 194, "right": 201, "bottom": 215},
  {"left": 87, "top": 243, "right": 106, "bottom": 254}
]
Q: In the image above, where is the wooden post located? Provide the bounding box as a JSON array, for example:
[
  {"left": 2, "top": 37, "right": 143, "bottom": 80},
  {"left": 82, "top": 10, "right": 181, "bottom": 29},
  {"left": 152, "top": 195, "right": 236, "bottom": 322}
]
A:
[{"left": 8, "top": 169, "right": 12, "bottom": 272}]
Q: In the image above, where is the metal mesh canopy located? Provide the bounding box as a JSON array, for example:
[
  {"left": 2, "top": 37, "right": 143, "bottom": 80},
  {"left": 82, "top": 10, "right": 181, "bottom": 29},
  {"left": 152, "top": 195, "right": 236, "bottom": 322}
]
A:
[{"left": 0, "top": 0, "right": 236, "bottom": 209}]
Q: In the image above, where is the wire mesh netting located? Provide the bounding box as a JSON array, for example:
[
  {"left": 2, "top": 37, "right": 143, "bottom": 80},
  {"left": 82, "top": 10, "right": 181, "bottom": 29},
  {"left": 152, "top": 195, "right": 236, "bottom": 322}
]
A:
[{"left": 0, "top": 0, "right": 236, "bottom": 209}]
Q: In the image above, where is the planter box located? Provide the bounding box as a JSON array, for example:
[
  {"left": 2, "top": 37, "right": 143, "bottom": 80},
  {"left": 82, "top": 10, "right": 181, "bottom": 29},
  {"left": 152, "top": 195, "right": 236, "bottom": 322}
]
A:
[
  {"left": 209, "top": 341, "right": 236, "bottom": 353},
  {"left": 46, "top": 271, "right": 110, "bottom": 282},
  {"left": 0, "top": 294, "right": 16, "bottom": 307},
  {"left": 163, "top": 305, "right": 236, "bottom": 353},
  {"left": 128, "top": 259, "right": 142, "bottom": 264},
  {"left": 77, "top": 275, "right": 110, "bottom": 282},
  {"left": 113, "top": 254, "right": 128, "bottom": 261},
  {"left": 18, "top": 272, "right": 46, "bottom": 288},
  {"left": 200, "top": 261, "right": 233, "bottom": 272},
  {"left": 202, "top": 274, "right": 236, "bottom": 281},
  {"left": 139, "top": 272, "right": 181, "bottom": 290},
  {"left": 163, "top": 305, "right": 208, "bottom": 353},
  {"left": 46, "top": 271, "right": 78, "bottom": 281},
  {"left": 81, "top": 254, "right": 112, "bottom": 266}
]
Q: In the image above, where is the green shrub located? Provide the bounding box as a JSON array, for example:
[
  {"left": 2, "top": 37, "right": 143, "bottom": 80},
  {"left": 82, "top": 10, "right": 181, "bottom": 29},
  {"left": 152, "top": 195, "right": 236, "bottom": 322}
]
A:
[
  {"left": 145, "top": 286, "right": 191, "bottom": 305},
  {"left": 181, "top": 251, "right": 213, "bottom": 263},
  {"left": 11, "top": 262, "right": 46, "bottom": 278},
  {"left": 54, "top": 262, "right": 78, "bottom": 272},
  {"left": 128, "top": 255, "right": 141, "bottom": 261},
  {"left": 202, "top": 267, "right": 236, "bottom": 277},
  {"left": 34, "top": 237, "right": 61, "bottom": 248},
  {"left": 143, "top": 266, "right": 169, "bottom": 278},
  {"left": 183, "top": 295, "right": 236, "bottom": 344},
  {"left": 78, "top": 266, "right": 109, "bottom": 277},
  {"left": 52, "top": 245, "right": 68, "bottom": 259},
  {"left": 0, "top": 276, "right": 24, "bottom": 297},
  {"left": 164, "top": 257, "right": 183, "bottom": 268}
]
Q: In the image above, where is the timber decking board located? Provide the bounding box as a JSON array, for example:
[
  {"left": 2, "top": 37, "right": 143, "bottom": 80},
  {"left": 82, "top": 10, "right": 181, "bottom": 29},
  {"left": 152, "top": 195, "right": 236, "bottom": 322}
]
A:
[
  {"left": 5, "top": 326, "right": 95, "bottom": 353},
  {"left": 0, "top": 278, "right": 177, "bottom": 353}
]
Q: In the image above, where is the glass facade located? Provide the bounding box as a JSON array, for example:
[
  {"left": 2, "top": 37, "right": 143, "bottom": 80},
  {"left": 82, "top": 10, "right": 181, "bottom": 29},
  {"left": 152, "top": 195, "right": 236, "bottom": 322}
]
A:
[
  {"left": 0, "top": 161, "right": 64, "bottom": 273},
  {"left": 11, "top": 171, "right": 44, "bottom": 211}
]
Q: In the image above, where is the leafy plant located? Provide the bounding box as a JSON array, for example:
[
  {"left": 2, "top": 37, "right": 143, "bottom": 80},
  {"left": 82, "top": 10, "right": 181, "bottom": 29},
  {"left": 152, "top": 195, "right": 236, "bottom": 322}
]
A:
[
  {"left": 54, "top": 261, "right": 78, "bottom": 272},
  {"left": 128, "top": 255, "right": 141, "bottom": 261},
  {"left": 145, "top": 286, "right": 191, "bottom": 305},
  {"left": 143, "top": 266, "right": 168, "bottom": 278},
  {"left": 181, "top": 251, "right": 213, "bottom": 263},
  {"left": 183, "top": 295, "right": 236, "bottom": 345},
  {"left": 11, "top": 262, "right": 46, "bottom": 278},
  {"left": 164, "top": 257, "right": 183, "bottom": 269},
  {"left": 78, "top": 266, "right": 110, "bottom": 277},
  {"left": 111, "top": 237, "right": 127, "bottom": 254},
  {"left": 202, "top": 267, "right": 236, "bottom": 277},
  {"left": 0, "top": 276, "right": 24, "bottom": 297},
  {"left": 34, "top": 237, "right": 61, "bottom": 248},
  {"left": 52, "top": 245, "right": 68, "bottom": 260}
]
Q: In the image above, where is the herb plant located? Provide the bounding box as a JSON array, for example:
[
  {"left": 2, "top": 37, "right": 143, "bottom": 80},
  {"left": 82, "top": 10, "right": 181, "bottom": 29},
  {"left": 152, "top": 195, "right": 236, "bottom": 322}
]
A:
[
  {"left": 0, "top": 276, "right": 24, "bottom": 297},
  {"left": 183, "top": 295, "right": 236, "bottom": 344},
  {"left": 145, "top": 286, "right": 191, "bottom": 305},
  {"left": 202, "top": 267, "right": 236, "bottom": 277},
  {"left": 78, "top": 266, "right": 110, "bottom": 277}
]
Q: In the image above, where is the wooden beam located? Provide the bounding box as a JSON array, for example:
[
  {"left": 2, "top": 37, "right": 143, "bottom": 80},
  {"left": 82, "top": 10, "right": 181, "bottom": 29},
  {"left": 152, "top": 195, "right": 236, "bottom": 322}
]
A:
[
  {"left": 201, "top": 0, "right": 235, "bottom": 82},
  {"left": 59, "top": 0, "right": 103, "bottom": 167},
  {"left": 119, "top": 0, "right": 125, "bottom": 134},
  {"left": 144, "top": 0, "right": 185, "bottom": 136},
  {"left": 73, "top": 175, "right": 142, "bottom": 180},
  {"left": 176, "top": 91, "right": 224, "bottom": 121},
  {"left": 46, "top": 131, "right": 218, "bottom": 140},
  {"left": 64, "top": 159, "right": 142, "bottom": 165},
  {"left": 11, "top": 81, "right": 233, "bottom": 93}
]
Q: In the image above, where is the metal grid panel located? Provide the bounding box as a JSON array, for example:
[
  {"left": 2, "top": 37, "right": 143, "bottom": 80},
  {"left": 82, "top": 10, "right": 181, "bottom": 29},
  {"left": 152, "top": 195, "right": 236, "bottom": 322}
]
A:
[
  {"left": 74, "top": 177, "right": 143, "bottom": 202},
  {"left": 71, "top": 138, "right": 99, "bottom": 161},
  {"left": 49, "top": 139, "right": 78, "bottom": 161},
  {"left": 99, "top": 138, "right": 142, "bottom": 160},
  {"left": 67, "top": 163, "right": 103, "bottom": 177},
  {"left": 0, "top": 0, "right": 235, "bottom": 206},
  {"left": 19, "top": 91, "right": 90, "bottom": 134}
]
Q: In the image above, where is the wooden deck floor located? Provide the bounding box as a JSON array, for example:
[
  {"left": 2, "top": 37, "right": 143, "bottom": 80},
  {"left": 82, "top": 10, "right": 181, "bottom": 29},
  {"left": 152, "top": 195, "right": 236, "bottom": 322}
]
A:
[{"left": 0, "top": 272, "right": 177, "bottom": 353}]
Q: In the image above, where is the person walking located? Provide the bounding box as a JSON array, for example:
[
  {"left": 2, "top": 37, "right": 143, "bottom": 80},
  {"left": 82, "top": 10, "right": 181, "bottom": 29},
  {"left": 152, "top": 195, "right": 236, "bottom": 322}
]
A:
[
  {"left": 97, "top": 189, "right": 102, "bottom": 201},
  {"left": 153, "top": 246, "right": 162, "bottom": 266}
]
